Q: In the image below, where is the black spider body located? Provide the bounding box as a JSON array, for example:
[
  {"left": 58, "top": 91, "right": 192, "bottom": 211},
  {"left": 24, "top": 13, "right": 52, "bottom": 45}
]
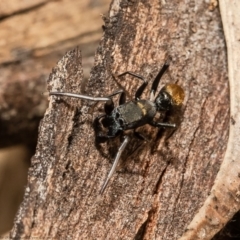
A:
[
  {"left": 102, "top": 100, "right": 156, "bottom": 136},
  {"left": 50, "top": 62, "right": 184, "bottom": 194}
]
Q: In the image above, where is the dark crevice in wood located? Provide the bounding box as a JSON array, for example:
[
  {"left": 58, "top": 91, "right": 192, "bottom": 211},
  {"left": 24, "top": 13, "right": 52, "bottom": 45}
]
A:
[
  {"left": 134, "top": 219, "right": 148, "bottom": 240},
  {"left": 212, "top": 211, "right": 240, "bottom": 240},
  {"left": 0, "top": 1, "right": 51, "bottom": 21},
  {"left": 34, "top": 29, "right": 101, "bottom": 54},
  {"left": 152, "top": 162, "right": 169, "bottom": 195},
  {"left": 0, "top": 59, "right": 21, "bottom": 67}
]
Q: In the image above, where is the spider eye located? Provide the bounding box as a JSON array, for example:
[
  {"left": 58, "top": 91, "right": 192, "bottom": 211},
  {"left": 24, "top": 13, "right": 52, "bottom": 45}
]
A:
[{"left": 155, "top": 91, "right": 172, "bottom": 111}]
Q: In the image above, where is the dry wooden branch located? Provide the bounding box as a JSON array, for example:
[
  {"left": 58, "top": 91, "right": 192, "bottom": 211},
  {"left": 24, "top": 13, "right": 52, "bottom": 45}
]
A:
[
  {"left": 11, "top": 1, "right": 230, "bottom": 239},
  {"left": 179, "top": 0, "right": 240, "bottom": 239}
]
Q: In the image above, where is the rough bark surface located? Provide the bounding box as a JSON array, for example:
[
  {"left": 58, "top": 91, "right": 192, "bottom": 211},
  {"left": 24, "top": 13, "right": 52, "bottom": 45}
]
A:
[
  {"left": 0, "top": 0, "right": 109, "bottom": 147},
  {"left": 0, "top": 1, "right": 110, "bottom": 235},
  {"left": 180, "top": 1, "right": 240, "bottom": 239},
  {"left": 11, "top": 0, "right": 229, "bottom": 239}
]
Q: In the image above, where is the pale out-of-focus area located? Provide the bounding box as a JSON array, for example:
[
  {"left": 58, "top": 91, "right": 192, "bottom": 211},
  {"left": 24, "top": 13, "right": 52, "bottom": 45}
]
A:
[{"left": 0, "top": 0, "right": 110, "bottom": 236}]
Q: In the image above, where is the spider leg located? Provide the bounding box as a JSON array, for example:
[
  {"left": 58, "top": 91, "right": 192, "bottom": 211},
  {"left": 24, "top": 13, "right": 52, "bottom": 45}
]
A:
[
  {"left": 50, "top": 91, "right": 115, "bottom": 117},
  {"left": 117, "top": 71, "right": 148, "bottom": 100},
  {"left": 150, "top": 121, "right": 176, "bottom": 128},
  {"left": 100, "top": 135, "right": 130, "bottom": 194},
  {"left": 93, "top": 114, "right": 105, "bottom": 130},
  {"left": 124, "top": 130, "right": 148, "bottom": 159},
  {"left": 96, "top": 132, "right": 120, "bottom": 142},
  {"left": 93, "top": 115, "right": 114, "bottom": 142},
  {"left": 150, "top": 62, "right": 169, "bottom": 101},
  {"left": 134, "top": 130, "right": 149, "bottom": 142},
  {"left": 104, "top": 89, "right": 126, "bottom": 114},
  {"left": 50, "top": 89, "right": 126, "bottom": 114},
  {"left": 50, "top": 92, "right": 111, "bottom": 102},
  {"left": 116, "top": 90, "right": 126, "bottom": 105}
]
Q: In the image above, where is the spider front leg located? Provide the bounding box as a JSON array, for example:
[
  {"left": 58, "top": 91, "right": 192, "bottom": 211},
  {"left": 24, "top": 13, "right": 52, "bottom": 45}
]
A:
[
  {"left": 150, "top": 121, "right": 176, "bottom": 128},
  {"left": 104, "top": 89, "right": 126, "bottom": 114},
  {"left": 49, "top": 91, "right": 112, "bottom": 102},
  {"left": 100, "top": 135, "right": 130, "bottom": 194},
  {"left": 150, "top": 62, "right": 169, "bottom": 101},
  {"left": 117, "top": 71, "right": 148, "bottom": 100}
]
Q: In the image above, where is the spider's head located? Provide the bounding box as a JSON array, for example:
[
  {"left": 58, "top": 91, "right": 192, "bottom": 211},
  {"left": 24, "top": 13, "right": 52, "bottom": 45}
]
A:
[{"left": 155, "top": 84, "right": 184, "bottom": 111}]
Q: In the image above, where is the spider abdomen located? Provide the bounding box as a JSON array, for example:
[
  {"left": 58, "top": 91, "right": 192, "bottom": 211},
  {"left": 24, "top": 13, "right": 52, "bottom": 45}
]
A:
[{"left": 110, "top": 100, "right": 157, "bottom": 130}]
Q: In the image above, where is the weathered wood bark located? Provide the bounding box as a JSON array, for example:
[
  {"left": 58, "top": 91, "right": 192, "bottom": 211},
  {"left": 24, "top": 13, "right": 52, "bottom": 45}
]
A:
[
  {"left": 11, "top": 0, "right": 231, "bottom": 239},
  {"left": 0, "top": 0, "right": 109, "bottom": 147},
  {"left": 179, "top": 1, "right": 240, "bottom": 239},
  {"left": 0, "top": 0, "right": 109, "bottom": 234},
  {"left": 0, "top": 0, "right": 110, "bottom": 238}
]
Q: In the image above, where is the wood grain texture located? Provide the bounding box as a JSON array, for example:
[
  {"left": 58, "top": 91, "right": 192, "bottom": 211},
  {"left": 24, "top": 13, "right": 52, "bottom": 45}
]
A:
[
  {"left": 0, "top": 0, "right": 108, "bottom": 64},
  {"left": 0, "top": 0, "right": 48, "bottom": 18},
  {"left": 179, "top": 1, "right": 240, "bottom": 239},
  {"left": 0, "top": 0, "right": 109, "bottom": 235},
  {"left": 11, "top": 0, "right": 229, "bottom": 239},
  {"left": 0, "top": 0, "right": 109, "bottom": 146}
]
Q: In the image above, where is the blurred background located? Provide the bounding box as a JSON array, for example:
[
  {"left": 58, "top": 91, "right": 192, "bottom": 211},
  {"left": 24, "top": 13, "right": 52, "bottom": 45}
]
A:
[{"left": 0, "top": 0, "right": 110, "bottom": 236}]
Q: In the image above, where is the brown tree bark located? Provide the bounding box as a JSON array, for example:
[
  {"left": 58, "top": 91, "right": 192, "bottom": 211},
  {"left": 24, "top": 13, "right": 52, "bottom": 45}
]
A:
[
  {"left": 0, "top": 0, "right": 109, "bottom": 147},
  {"left": 10, "top": 0, "right": 233, "bottom": 239},
  {"left": 180, "top": 1, "right": 240, "bottom": 239},
  {"left": 0, "top": 0, "right": 109, "bottom": 235}
]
